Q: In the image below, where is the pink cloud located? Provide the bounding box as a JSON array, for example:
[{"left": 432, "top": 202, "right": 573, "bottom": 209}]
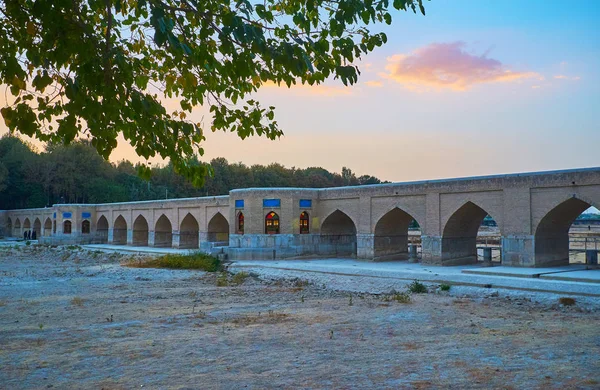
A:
[{"left": 382, "top": 42, "right": 541, "bottom": 91}]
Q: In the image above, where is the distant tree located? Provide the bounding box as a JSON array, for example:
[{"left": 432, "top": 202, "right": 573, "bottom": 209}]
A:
[
  {"left": 0, "top": 135, "right": 45, "bottom": 208},
  {"left": 0, "top": 162, "right": 8, "bottom": 192},
  {"left": 0, "top": 137, "right": 388, "bottom": 208},
  {"left": 341, "top": 166, "right": 359, "bottom": 186},
  {"left": 0, "top": 0, "right": 426, "bottom": 186},
  {"left": 357, "top": 175, "right": 381, "bottom": 185}
]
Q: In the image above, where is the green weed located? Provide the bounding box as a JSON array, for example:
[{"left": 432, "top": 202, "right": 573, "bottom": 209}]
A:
[
  {"left": 231, "top": 271, "right": 250, "bottom": 285},
  {"left": 408, "top": 280, "right": 427, "bottom": 294},
  {"left": 216, "top": 273, "right": 229, "bottom": 287},
  {"left": 124, "top": 252, "right": 222, "bottom": 272}
]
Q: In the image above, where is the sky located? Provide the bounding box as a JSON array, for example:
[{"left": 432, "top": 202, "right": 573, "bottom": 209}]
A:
[{"left": 2, "top": 0, "right": 600, "bottom": 183}]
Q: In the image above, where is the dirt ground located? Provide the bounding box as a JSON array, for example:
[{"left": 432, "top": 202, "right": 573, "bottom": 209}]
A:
[{"left": 0, "top": 245, "right": 599, "bottom": 389}]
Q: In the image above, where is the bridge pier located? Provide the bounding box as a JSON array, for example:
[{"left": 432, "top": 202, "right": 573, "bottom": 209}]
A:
[
  {"left": 126, "top": 229, "right": 133, "bottom": 245},
  {"left": 172, "top": 231, "right": 180, "bottom": 248},
  {"left": 421, "top": 235, "right": 442, "bottom": 265},
  {"left": 501, "top": 235, "right": 535, "bottom": 267},
  {"left": 356, "top": 233, "right": 374, "bottom": 259},
  {"left": 148, "top": 231, "right": 156, "bottom": 247},
  {"left": 107, "top": 228, "right": 114, "bottom": 244}
]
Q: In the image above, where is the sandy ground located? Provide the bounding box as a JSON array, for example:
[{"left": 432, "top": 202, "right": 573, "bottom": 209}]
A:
[{"left": 0, "top": 245, "right": 599, "bottom": 389}]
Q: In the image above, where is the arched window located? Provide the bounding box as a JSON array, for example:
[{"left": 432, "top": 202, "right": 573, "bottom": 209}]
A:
[
  {"left": 82, "top": 220, "right": 90, "bottom": 234},
  {"left": 237, "top": 212, "right": 245, "bottom": 234},
  {"left": 63, "top": 220, "right": 72, "bottom": 234},
  {"left": 300, "top": 211, "right": 309, "bottom": 234},
  {"left": 265, "top": 211, "right": 280, "bottom": 234}
]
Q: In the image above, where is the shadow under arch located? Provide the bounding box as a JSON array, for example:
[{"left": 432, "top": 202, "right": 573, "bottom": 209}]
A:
[
  {"left": 534, "top": 197, "right": 596, "bottom": 267},
  {"left": 34, "top": 218, "right": 41, "bottom": 237},
  {"left": 96, "top": 215, "right": 109, "bottom": 243},
  {"left": 320, "top": 209, "right": 357, "bottom": 257},
  {"left": 441, "top": 201, "right": 498, "bottom": 265},
  {"left": 208, "top": 212, "right": 229, "bottom": 242},
  {"left": 43, "top": 217, "right": 52, "bottom": 236},
  {"left": 23, "top": 218, "right": 31, "bottom": 231},
  {"left": 154, "top": 214, "right": 173, "bottom": 248},
  {"left": 180, "top": 213, "right": 199, "bottom": 249},
  {"left": 374, "top": 207, "right": 421, "bottom": 260},
  {"left": 113, "top": 215, "right": 127, "bottom": 245},
  {"left": 132, "top": 215, "right": 149, "bottom": 246}
]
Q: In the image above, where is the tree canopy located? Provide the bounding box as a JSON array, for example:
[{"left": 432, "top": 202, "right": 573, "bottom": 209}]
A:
[
  {"left": 0, "top": 135, "right": 385, "bottom": 209},
  {"left": 0, "top": 0, "right": 426, "bottom": 186}
]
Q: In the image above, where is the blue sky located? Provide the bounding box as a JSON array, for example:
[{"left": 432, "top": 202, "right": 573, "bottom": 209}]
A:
[
  {"left": 191, "top": 0, "right": 600, "bottom": 181},
  {"left": 2, "top": 0, "right": 599, "bottom": 183}
]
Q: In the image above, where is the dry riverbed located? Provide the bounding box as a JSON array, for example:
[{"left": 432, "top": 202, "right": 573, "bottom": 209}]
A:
[{"left": 0, "top": 245, "right": 599, "bottom": 389}]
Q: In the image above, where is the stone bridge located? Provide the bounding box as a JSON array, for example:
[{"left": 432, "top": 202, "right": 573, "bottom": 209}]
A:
[{"left": 2, "top": 167, "right": 599, "bottom": 268}]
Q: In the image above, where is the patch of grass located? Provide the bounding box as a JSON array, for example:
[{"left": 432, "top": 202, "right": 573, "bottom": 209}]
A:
[
  {"left": 293, "top": 278, "right": 310, "bottom": 288},
  {"left": 392, "top": 292, "right": 411, "bottom": 303},
  {"left": 408, "top": 280, "right": 428, "bottom": 294},
  {"left": 66, "top": 245, "right": 80, "bottom": 250},
  {"left": 25, "top": 240, "right": 31, "bottom": 246},
  {"left": 71, "top": 297, "right": 85, "bottom": 306},
  {"left": 123, "top": 252, "right": 222, "bottom": 272},
  {"left": 231, "top": 271, "right": 249, "bottom": 285},
  {"left": 382, "top": 292, "right": 411, "bottom": 304},
  {"left": 440, "top": 283, "right": 451, "bottom": 291},
  {"left": 216, "top": 272, "right": 229, "bottom": 287},
  {"left": 558, "top": 297, "right": 576, "bottom": 306}
]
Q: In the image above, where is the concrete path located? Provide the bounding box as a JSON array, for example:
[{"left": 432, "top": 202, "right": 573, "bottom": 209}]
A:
[
  {"left": 231, "top": 259, "right": 600, "bottom": 297},
  {"left": 81, "top": 244, "right": 191, "bottom": 255},
  {"left": 539, "top": 269, "right": 600, "bottom": 283},
  {"left": 461, "top": 264, "right": 590, "bottom": 278}
]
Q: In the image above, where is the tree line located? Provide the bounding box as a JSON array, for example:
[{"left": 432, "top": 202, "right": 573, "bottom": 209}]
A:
[{"left": 0, "top": 136, "right": 385, "bottom": 210}]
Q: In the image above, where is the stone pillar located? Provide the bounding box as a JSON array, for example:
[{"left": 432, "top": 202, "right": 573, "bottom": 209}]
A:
[
  {"left": 356, "top": 196, "right": 373, "bottom": 260},
  {"left": 199, "top": 231, "right": 210, "bottom": 251},
  {"left": 357, "top": 233, "right": 375, "bottom": 259},
  {"left": 501, "top": 187, "right": 534, "bottom": 266},
  {"left": 421, "top": 193, "right": 442, "bottom": 264},
  {"left": 408, "top": 244, "right": 418, "bottom": 262},
  {"left": 172, "top": 231, "right": 180, "bottom": 248},
  {"left": 482, "top": 247, "right": 493, "bottom": 267},
  {"left": 108, "top": 228, "right": 114, "bottom": 244},
  {"left": 126, "top": 229, "right": 133, "bottom": 245},
  {"left": 421, "top": 235, "right": 442, "bottom": 265},
  {"left": 148, "top": 231, "right": 155, "bottom": 247},
  {"left": 501, "top": 235, "right": 535, "bottom": 267},
  {"left": 586, "top": 250, "right": 598, "bottom": 265}
]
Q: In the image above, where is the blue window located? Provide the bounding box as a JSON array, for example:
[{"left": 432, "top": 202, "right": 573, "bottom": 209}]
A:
[
  {"left": 53, "top": 212, "right": 56, "bottom": 219},
  {"left": 263, "top": 199, "right": 281, "bottom": 208},
  {"left": 82, "top": 212, "right": 91, "bottom": 219},
  {"left": 235, "top": 199, "right": 244, "bottom": 208},
  {"left": 62, "top": 212, "right": 72, "bottom": 219},
  {"left": 299, "top": 199, "right": 312, "bottom": 208}
]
